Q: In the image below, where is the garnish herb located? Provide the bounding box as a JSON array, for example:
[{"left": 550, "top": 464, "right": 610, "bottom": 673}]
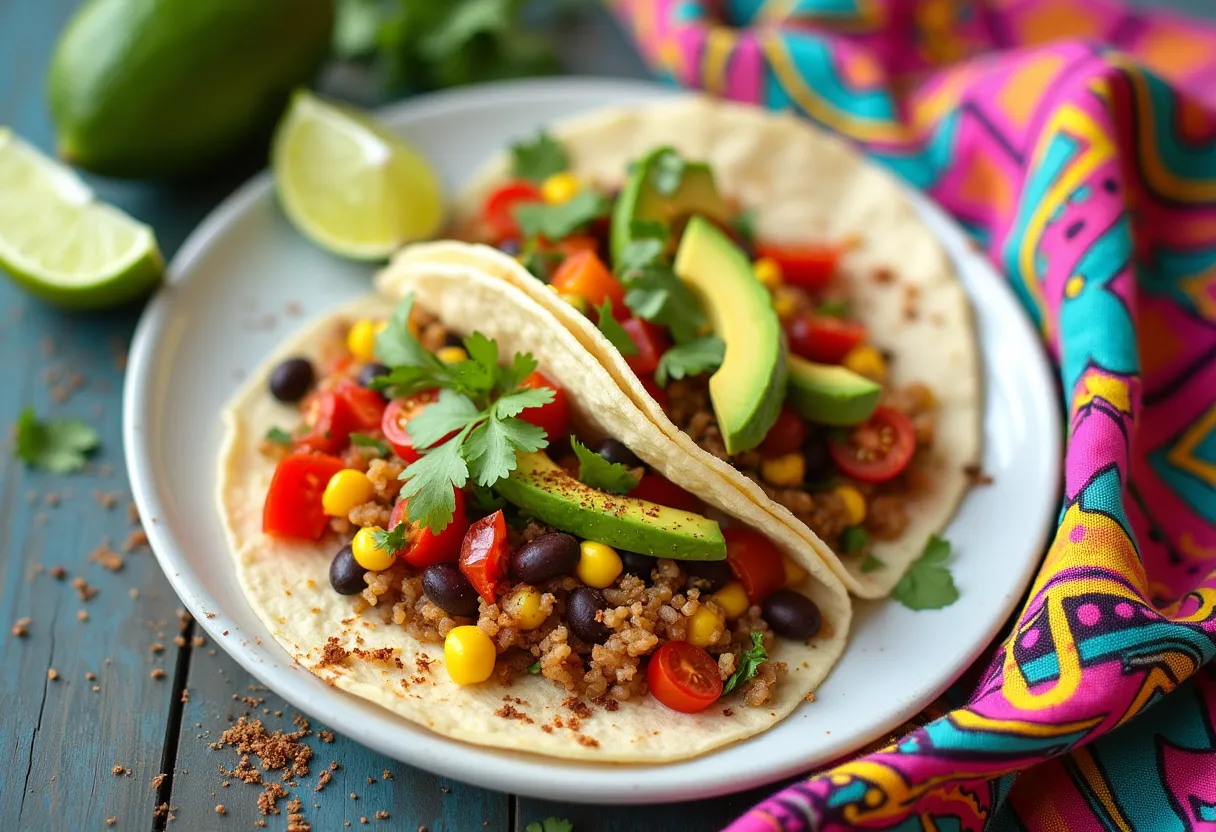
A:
[
  {"left": 732, "top": 208, "right": 757, "bottom": 250},
  {"left": 468, "top": 482, "right": 506, "bottom": 512},
  {"left": 510, "top": 130, "right": 569, "bottom": 182},
  {"left": 350, "top": 433, "right": 390, "bottom": 456},
  {"left": 513, "top": 190, "right": 608, "bottom": 241},
  {"left": 526, "top": 660, "right": 542, "bottom": 674},
  {"left": 817, "top": 299, "right": 851, "bottom": 318},
  {"left": 840, "top": 525, "right": 868, "bottom": 554},
  {"left": 623, "top": 266, "right": 707, "bottom": 345},
  {"left": 649, "top": 147, "right": 686, "bottom": 196},
  {"left": 570, "top": 437, "right": 638, "bottom": 495},
  {"left": 372, "top": 524, "right": 409, "bottom": 554},
  {"left": 722, "top": 631, "right": 767, "bottom": 694},
  {"left": 518, "top": 240, "right": 563, "bottom": 282},
  {"left": 264, "top": 426, "right": 294, "bottom": 446},
  {"left": 860, "top": 554, "right": 886, "bottom": 574},
  {"left": 14, "top": 408, "right": 100, "bottom": 474},
  {"left": 594, "top": 299, "right": 637, "bottom": 356},
  {"left": 524, "top": 818, "right": 573, "bottom": 832},
  {"left": 892, "top": 536, "right": 958, "bottom": 610},
  {"left": 654, "top": 336, "right": 725, "bottom": 386},
  {"left": 617, "top": 220, "right": 669, "bottom": 273}
]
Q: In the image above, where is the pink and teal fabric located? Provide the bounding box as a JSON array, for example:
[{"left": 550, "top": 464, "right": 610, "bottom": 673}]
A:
[{"left": 607, "top": 0, "right": 1216, "bottom": 829}]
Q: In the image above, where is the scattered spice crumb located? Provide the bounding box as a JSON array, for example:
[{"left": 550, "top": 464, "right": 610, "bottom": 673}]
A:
[
  {"left": 89, "top": 542, "right": 124, "bottom": 572},
  {"left": 963, "top": 463, "right": 995, "bottom": 485},
  {"left": 106, "top": 819, "right": 116, "bottom": 827},
  {"left": 71, "top": 577, "right": 98, "bottom": 601},
  {"left": 122, "top": 529, "right": 149, "bottom": 552},
  {"left": 350, "top": 792, "right": 358, "bottom": 800},
  {"left": 86, "top": 671, "right": 96, "bottom": 681},
  {"left": 49, "top": 565, "right": 66, "bottom": 580},
  {"left": 381, "top": 770, "right": 392, "bottom": 781},
  {"left": 47, "top": 668, "right": 58, "bottom": 681},
  {"left": 127, "top": 503, "right": 141, "bottom": 525},
  {"left": 12, "top": 617, "right": 30, "bottom": 637},
  {"left": 77, "top": 610, "right": 88, "bottom": 622},
  {"left": 318, "top": 731, "right": 334, "bottom": 743},
  {"left": 374, "top": 811, "right": 389, "bottom": 820},
  {"left": 151, "top": 668, "right": 166, "bottom": 680},
  {"left": 112, "top": 765, "right": 127, "bottom": 776},
  {"left": 215, "top": 805, "right": 226, "bottom": 815},
  {"left": 152, "top": 773, "right": 166, "bottom": 790},
  {"left": 150, "top": 642, "right": 165, "bottom": 653},
  {"left": 129, "top": 588, "right": 140, "bottom": 600}
]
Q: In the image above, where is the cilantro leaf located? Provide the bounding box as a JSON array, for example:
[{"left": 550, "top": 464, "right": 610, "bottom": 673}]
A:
[
  {"left": 514, "top": 190, "right": 608, "bottom": 240},
  {"left": 518, "top": 241, "right": 563, "bottom": 282},
  {"left": 265, "top": 426, "right": 293, "bottom": 446},
  {"left": 398, "top": 430, "right": 472, "bottom": 532},
  {"left": 618, "top": 221, "right": 669, "bottom": 273},
  {"left": 497, "top": 351, "right": 539, "bottom": 395},
  {"left": 526, "top": 660, "right": 542, "bottom": 674},
  {"left": 524, "top": 819, "right": 573, "bottom": 832},
  {"left": 493, "top": 386, "right": 554, "bottom": 419},
  {"left": 468, "top": 482, "right": 506, "bottom": 512},
  {"left": 376, "top": 295, "right": 440, "bottom": 369},
  {"left": 511, "top": 130, "right": 569, "bottom": 182},
  {"left": 649, "top": 147, "right": 686, "bottom": 197},
  {"left": 818, "top": 299, "right": 851, "bottom": 318},
  {"left": 654, "top": 336, "right": 725, "bottom": 387},
  {"left": 722, "top": 631, "right": 767, "bottom": 695},
  {"left": 405, "top": 390, "right": 481, "bottom": 451},
  {"left": 372, "top": 524, "right": 409, "bottom": 553},
  {"left": 623, "top": 264, "right": 707, "bottom": 344},
  {"left": 14, "top": 408, "right": 100, "bottom": 474},
  {"left": 594, "top": 299, "right": 637, "bottom": 356},
  {"left": 860, "top": 554, "right": 886, "bottom": 574},
  {"left": 570, "top": 437, "right": 638, "bottom": 495},
  {"left": 840, "top": 525, "right": 868, "bottom": 554},
  {"left": 892, "top": 536, "right": 959, "bottom": 610},
  {"left": 350, "top": 433, "right": 390, "bottom": 456},
  {"left": 465, "top": 417, "right": 547, "bottom": 487},
  {"left": 732, "top": 208, "right": 757, "bottom": 250}
]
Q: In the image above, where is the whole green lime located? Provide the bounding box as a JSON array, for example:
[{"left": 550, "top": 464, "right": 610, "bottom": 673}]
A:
[{"left": 49, "top": 0, "right": 334, "bottom": 179}]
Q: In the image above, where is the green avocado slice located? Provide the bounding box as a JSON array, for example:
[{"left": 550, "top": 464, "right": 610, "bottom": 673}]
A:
[
  {"left": 673, "top": 217, "right": 787, "bottom": 454},
  {"left": 495, "top": 452, "right": 726, "bottom": 561},
  {"left": 787, "top": 357, "right": 881, "bottom": 426}
]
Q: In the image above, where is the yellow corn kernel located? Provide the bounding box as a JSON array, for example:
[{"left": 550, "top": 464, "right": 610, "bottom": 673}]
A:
[
  {"left": 753, "top": 256, "right": 783, "bottom": 290},
  {"left": 686, "top": 605, "right": 724, "bottom": 648},
  {"left": 782, "top": 556, "right": 808, "bottom": 587},
  {"left": 711, "top": 581, "right": 750, "bottom": 619},
  {"left": 558, "top": 293, "right": 587, "bottom": 315},
  {"left": 322, "top": 469, "right": 376, "bottom": 517},
  {"left": 576, "top": 541, "right": 623, "bottom": 589},
  {"left": 503, "top": 586, "right": 548, "bottom": 631},
  {"left": 834, "top": 484, "right": 867, "bottom": 526},
  {"left": 541, "top": 171, "right": 581, "bottom": 205},
  {"left": 347, "top": 319, "right": 387, "bottom": 362},
  {"left": 351, "top": 526, "right": 395, "bottom": 572},
  {"left": 443, "top": 625, "right": 497, "bottom": 685},
  {"left": 761, "top": 453, "right": 806, "bottom": 488},
  {"left": 772, "top": 286, "right": 801, "bottom": 320},
  {"left": 436, "top": 345, "right": 468, "bottom": 364},
  {"left": 842, "top": 344, "right": 887, "bottom": 382}
]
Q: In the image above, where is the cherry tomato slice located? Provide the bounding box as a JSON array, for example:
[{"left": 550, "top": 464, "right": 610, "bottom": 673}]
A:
[
  {"left": 554, "top": 234, "right": 599, "bottom": 258},
  {"left": 827, "top": 406, "right": 916, "bottom": 484},
  {"left": 262, "top": 453, "right": 345, "bottom": 540},
  {"left": 518, "top": 371, "right": 570, "bottom": 442},
  {"left": 724, "top": 528, "right": 786, "bottom": 604},
  {"left": 631, "top": 473, "right": 702, "bottom": 514},
  {"left": 619, "top": 317, "right": 670, "bottom": 377},
  {"left": 381, "top": 390, "right": 441, "bottom": 463},
  {"left": 647, "top": 641, "right": 723, "bottom": 713},
  {"left": 758, "top": 406, "right": 807, "bottom": 457},
  {"left": 295, "top": 381, "right": 387, "bottom": 454},
  {"left": 459, "top": 510, "right": 510, "bottom": 602},
  {"left": 549, "top": 250, "right": 626, "bottom": 313},
  {"left": 337, "top": 380, "right": 387, "bottom": 430},
  {"left": 755, "top": 243, "right": 841, "bottom": 291},
  {"left": 483, "top": 180, "right": 543, "bottom": 241},
  {"left": 786, "top": 314, "right": 867, "bottom": 365},
  {"left": 388, "top": 487, "right": 469, "bottom": 568}
]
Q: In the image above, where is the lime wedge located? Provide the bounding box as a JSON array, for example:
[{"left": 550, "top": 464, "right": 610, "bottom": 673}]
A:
[
  {"left": 272, "top": 91, "right": 445, "bottom": 260},
  {"left": 0, "top": 128, "right": 162, "bottom": 309}
]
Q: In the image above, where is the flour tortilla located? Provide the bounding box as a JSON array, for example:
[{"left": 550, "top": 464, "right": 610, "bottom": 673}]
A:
[
  {"left": 217, "top": 280, "right": 851, "bottom": 762},
  {"left": 385, "top": 96, "right": 980, "bottom": 598}
]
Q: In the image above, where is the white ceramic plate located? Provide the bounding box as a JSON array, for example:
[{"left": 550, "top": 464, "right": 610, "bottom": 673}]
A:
[{"left": 124, "top": 78, "right": 1061, "bottom": 804}]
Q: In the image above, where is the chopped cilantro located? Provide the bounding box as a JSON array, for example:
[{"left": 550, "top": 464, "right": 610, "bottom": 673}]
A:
[
  {"left": 617, "top": 220, "right": 669, "bottom": 274},
  {"left": 570, "top": 437, "right": 638, "bottom": 495},
  {"left": 524, "top": 818, "right": 572, "bottom": 832},
  {"left": 526, "top": 660, "right": 542, "bottom": 674},
  {"left": 654, "top": 336, "right": 725, "bottom": 386},
  {"left": 649, "top": 147, "right": 686, "bottom": 197},
  {"left": 264, "top": 426, "right": 294, "bottom": 446},
  {"left": 14, "top": 408, "right": 99, "bottom": 474},
  {"left": 468, "top": 482, "right": 506, "bottom": 512},
  {"left": 860, "top": 554, "right": 886, "bottom": 574},
  {"left": 375, "top": 294, "right": 439, "bottom": 369},
  {"left": 732, "top": 208, "right": 757, "bottom": 250},
  {"left": 839, "top": 525, "right": 868, "bottom": 554},
  {"left": 372, "top": 523, "right": 409, "bottom": 553},
  {"left": 623, "top": 263, "right": 707, "bottom": 344},
  {"left": 892, "top": 536, "right": 959, "bottom": 610},
  {"left": 510, "top": 130, "right": 569, "bottom": 182},
  {"left": 722, "top": 631, "right": 767, "bottom": 695},
  {"left": 594, "top": 299, "right": 637, "bottom": 356},
  {"left": 818, "top": 299, "right": 851, "bottom": 318},
  {"left": 519, "top": 242, "right": 563, "bottom": 282},
  {"left": 350, "top": 433, "right": 390, "bottom": 456},
  {"left": 514, "top": 190, "right": 608, "bottom": 241}
]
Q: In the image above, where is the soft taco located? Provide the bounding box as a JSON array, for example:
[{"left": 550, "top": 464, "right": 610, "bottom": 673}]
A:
[
  {"left": 217, "top": 262, "right": 851, "bottom": 762},
  {"left": 386, "top": 96, "right": 981, "bottom": 599}
]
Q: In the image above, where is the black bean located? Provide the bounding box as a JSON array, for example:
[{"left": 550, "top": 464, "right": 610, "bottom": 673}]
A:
[
  {"left": 803, "top": 433, "right": 832, "bottom": 482},
  {"left": 496, "top": 238, "right": 522, "bottom": 256},
  {"left": 619, "top": 551, "right": 655, "bottom": 584},
  {"left": 269, "top": 357, "right": 314, "bottom": 403},
  {"left": 357, "top": 361, "right": 390, "bottom": 393},
  {"left": 762, "top": 589, "right": 822, "bottom": 640},
  {"left": 684, "top": 559, "right": 734, "bottom": 593},
  {"left": 422, "top": 563, "right": 480, "bottom": 617},
  {"left": 596, "top": 438, "right": 640, "bottom": 468},
  {"left": 567, "top": 587, "right": 609, "bottom": 644},
  {"left": 510, "top": 533, "right": 580, "bottom": 583},
  {"left": 329, "top": 545, "right": 365, "bottom": 595}
]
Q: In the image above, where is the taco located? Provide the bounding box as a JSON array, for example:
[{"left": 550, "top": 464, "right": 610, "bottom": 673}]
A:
[
  {"left": 217, "top": 263, "right": 850, "bottom": 762},
  {"left": 385, "top": 96, "right": 981, "bottom": 599}
]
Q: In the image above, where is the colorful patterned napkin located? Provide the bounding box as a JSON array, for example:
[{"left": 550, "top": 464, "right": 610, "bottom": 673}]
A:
[{"left": 607, "top": 1, "right": 1216, "bottom": 829}]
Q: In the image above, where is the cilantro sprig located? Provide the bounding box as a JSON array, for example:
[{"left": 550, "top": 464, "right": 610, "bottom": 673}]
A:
[
  {"left": 571, "top": 437, "right": 638, "bottom": 495},
  {"left": 616, "top": 220, "right": 708, "bottom": 345},
  {"left": 524, "top": 818, "right": 573, "bottom": 832},
  {"left": 723, "top": 631, "right": 767, "bottom": 695},
  {"left": 892, "top": 536, "right": 958, "bottom": 610},
  {"left": 593, "top": 299, "right": 637, "bottom": 357},
  {"left": 514, "top": 191, "right": 608, "bottom": 241},
  {"left": 510, "top": 130, "right": 569, "bottom": 182},
  {"left": 14, "top": 408, "right": 100, "bottom": 474},
  {"left": 372, "top": 524, "right": 409, "bottom": 554},
  {"left": 654, "top": 336, "right": 724, "bottom": 387},
  {"left": 264, "top": 426, "right": 294, "bottom": 446},
  {"left": 350, "top": 433, "right": 390, "bottom": 456}
]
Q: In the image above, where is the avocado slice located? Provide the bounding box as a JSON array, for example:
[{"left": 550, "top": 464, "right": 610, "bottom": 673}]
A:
[
  {"left": 610, "top": 147, "right": 732, "bottom": 266},
  {"left": 673, "top": 216, "right": 787, "bottom": 454},
  {"left": 496, "top": 452, "right": 726, "bottom": 561},
  {"left": 787, "top": 356, "right": 881, "bottom": 426}
]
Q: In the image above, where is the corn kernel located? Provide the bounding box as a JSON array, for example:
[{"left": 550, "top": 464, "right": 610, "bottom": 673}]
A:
[
  {"left": 443, "top": 625, "right": 497, "bottom": 685},
  {"left": 322, "top": 469, "right": 376, "bottom": 517},
  {"left": 436, "top": 345, "right": 468, "bottom": 364},
  {"left": 711, "top": 581, "right": 750, "bottom": 619},
  {"left": 347, "top": 319, "right": 386, "bottom": 362},
  {"left": 576, "top": 541, "right": 623, "bottom": 589},
  {"left": 772, "top": 286, "right": 801, "bottom": 320},
  {"left": 503, "top": 586, "right": 548, "bottom": 630},
  {"left": 842, "top": 344, "right": 887, "bottom": 382},
  {"left": 686, "top": 605, "right": 724, "bottom": 648},
  {"left": 761, "top": 453, "right": 806, "bottom": 487},
  {"left": 782, "top": 556, "right": 808, "bottom": 587},
  {"left": 351, "top": 526, "right": 396, "bottom": 572},
  {"left": 753, "top": 257, "right": 783, "bottom": 290},
  {"left": 558, "top": 293, "right": 587, "bottom": 315},
  {"left": 834, "top": 484, "right": 867, "bottom": 526},
  {"left": 541, "top": 171, "right": 581, "bottom": 205}
]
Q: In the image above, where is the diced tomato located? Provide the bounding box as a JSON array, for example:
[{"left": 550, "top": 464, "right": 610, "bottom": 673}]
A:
[
  {"left": 296, "top": 381, "right": 388, "bottom": 453},
  {"left": 554, "top": 234, "right": 599, "bottom": 258},
  {"left": 262, "top": 453, "right": 345, "bottom": 540},
  {"left": 337, "top": 380, "right": 387, "bottom": 429},
  {"left": 549, "top": 250, "right": 626, "bottom": 314},
  {"left": 631, "top": 473, "right": 701, "bottom": 514},
  {"left": 827, "top": 406, "right": 916, "bottom": 484},
  {"left": 724, "top": 528, "right": 786, "bottom": 604},
  {"left": 518, "top": 371, "right": 570, "bottom": 442},
  {"left": 646, "top": 641, "right": 722, "bottom": 713},
  {"left": 388, "top": 487, "right": 468, "bottom": 568},
  {"left": 459, "top": 510, "right": 510, "bottom": 602},
  {"left": 381, "top": 390, "right": 442, "bottom": 463},
  {"left": 786, "top": 314, "right": 867, "bottom": 365},
  {"left": 758, "top": 407, "right": 806, "bottom": 457},
  {"left": 640, "top": 375, "right": 669, "bottom": 411},
  {"left": 619, "top": 317, "right": 669, "bottom": 376},
  {"left": 756, "top": 243, "right": 841, "bottom": 291},
  {"left": 482, "top": 180, "right": 543, "bottom": 241}
]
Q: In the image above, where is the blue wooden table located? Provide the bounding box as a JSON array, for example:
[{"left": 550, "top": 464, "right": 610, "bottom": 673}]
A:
[{"left": 1, "top": 0, "right": 1209, "bottom": 829}]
